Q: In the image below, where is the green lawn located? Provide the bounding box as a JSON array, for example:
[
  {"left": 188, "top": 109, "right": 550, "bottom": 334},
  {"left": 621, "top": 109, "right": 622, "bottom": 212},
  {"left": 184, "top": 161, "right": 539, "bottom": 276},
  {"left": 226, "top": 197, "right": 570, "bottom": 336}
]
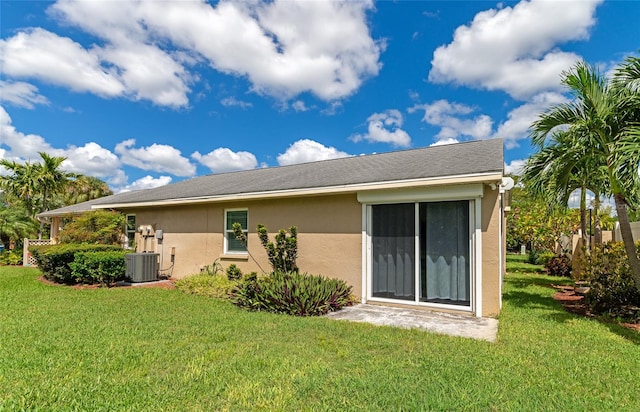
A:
[{"left": 1, "top": 263, "right": 638, "bottom": 411}]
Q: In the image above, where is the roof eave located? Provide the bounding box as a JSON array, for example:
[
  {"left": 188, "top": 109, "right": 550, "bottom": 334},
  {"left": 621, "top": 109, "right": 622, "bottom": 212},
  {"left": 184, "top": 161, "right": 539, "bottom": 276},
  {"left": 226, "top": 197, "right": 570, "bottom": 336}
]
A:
[{"left": 93, "top": 171, "right": 503, "bottom": 210}]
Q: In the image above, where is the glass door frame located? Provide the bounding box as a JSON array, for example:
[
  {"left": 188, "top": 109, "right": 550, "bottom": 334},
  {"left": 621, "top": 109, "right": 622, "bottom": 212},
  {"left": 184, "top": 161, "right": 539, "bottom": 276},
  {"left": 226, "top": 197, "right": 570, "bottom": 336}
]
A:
[{"left": 360, "top": 184, "right": 484, "bottom": 316}]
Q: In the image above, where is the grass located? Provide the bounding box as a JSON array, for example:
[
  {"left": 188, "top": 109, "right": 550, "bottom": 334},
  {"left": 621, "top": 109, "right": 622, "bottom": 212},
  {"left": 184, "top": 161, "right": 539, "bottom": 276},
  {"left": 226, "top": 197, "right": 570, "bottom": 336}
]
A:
[{"left": 1, "top": 263, "right": 639, "bottom": 411}]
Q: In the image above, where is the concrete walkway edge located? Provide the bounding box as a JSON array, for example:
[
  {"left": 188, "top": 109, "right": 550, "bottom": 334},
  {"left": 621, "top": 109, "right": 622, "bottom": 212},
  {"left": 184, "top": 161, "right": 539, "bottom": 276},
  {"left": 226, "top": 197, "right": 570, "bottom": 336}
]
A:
[{"left": 326, "top": 304, "right": 498, "bottom": 342}]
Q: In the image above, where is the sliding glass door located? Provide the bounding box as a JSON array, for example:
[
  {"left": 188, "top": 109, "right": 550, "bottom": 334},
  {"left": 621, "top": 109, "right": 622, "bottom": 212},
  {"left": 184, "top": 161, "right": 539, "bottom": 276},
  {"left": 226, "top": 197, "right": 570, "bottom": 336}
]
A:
[
  {"left": 420, "top": 201, "right": 470, "bottom": 306},
  {"left": 371, "top": 200, "right": 472, "bottom": 307},
  {"left": 371, "top": 203, "right": 415, "bottom": 300}
]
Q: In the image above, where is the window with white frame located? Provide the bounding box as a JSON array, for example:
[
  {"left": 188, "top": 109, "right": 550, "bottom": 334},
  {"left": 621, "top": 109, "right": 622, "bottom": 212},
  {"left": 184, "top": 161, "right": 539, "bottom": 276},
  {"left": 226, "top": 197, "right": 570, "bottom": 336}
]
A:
[
  {"left": 225, "top": 209, "right": 248, "bottom": 253},
  {"left": 125, "top": 214, "right": 136, "bottom": 249}
]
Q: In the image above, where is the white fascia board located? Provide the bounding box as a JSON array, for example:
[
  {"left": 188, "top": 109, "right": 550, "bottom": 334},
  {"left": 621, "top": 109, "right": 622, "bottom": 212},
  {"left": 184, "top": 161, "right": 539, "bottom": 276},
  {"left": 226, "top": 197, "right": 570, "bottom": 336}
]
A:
[
  {"left": 92, "top": 172, "right": 502, "bottom": 210},
  {"left": 357, "top": 183, "right": 484, "bottom": 204}
]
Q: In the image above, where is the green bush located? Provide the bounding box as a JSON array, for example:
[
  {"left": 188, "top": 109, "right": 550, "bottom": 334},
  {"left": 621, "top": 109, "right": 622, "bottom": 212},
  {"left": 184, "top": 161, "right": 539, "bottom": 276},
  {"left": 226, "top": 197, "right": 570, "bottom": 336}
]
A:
[
  {"left": 0, "top": 249, "right": 23, "bottom": 266},
  {"left": 527, "top": 248, "right": 541, "bottom": 265},
  {"left": 175, "top": 273, "right": 238, "bottom": 299},
  {"left": 70, "top": 251, "right": 127, "bottom": 286},
  {"left": 536, "top": 251, "right": 556, "bottom": 266},
  {"left": 30, "top": 244, "right": 123, "bottom": 284},
  {"left": 225, "top": 264, "right": 243, "bottom": 281},
  {"left": 58, "top": 210, "right": 125, "bottom": 245},
  {"left": 583, "top": 241, "right": 640, "bottom": 321},
  {"left": 231, "top": 271, "right": 354, "bottom": 316},
  {"left": 544, "top": 255, "right": 572, "bottom": 277}
]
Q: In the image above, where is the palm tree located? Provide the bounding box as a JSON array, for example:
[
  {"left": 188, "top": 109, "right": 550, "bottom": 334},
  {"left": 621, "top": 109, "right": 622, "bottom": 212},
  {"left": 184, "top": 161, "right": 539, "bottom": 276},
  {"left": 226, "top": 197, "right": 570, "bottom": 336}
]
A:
[
  {"left": 0, "top": 153, "right": 75, "bottom": 239},
  {"left": 0, "top": 204, "right": 38, "bottom": 249},
  {"left": 522, "top": 129, "right": 608, "bottom": 249},
  {"left": 34, "top": 153, "right": 75, "bottom": 238},
  {"left": 64, "top": 175, "right": 112, "bottom": 205},
  {"left": 530, "top": 57, "right": 640, "bottom": 291},
  {"left": 0, "top": 159, "right": 40, "bottom": 218}
]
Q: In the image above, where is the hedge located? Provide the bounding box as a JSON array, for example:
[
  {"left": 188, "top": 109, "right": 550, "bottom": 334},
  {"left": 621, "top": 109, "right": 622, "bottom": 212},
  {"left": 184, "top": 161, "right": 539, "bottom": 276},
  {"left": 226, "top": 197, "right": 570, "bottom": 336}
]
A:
[{"left": 30, "top": 244, "right": 123, "bottom": 284}]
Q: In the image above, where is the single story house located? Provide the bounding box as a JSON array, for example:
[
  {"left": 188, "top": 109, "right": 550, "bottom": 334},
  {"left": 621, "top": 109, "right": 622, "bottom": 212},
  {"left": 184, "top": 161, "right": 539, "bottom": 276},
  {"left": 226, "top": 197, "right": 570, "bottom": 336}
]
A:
[{"left": 40, "top": 139, "right": 509, "bottom": 317}]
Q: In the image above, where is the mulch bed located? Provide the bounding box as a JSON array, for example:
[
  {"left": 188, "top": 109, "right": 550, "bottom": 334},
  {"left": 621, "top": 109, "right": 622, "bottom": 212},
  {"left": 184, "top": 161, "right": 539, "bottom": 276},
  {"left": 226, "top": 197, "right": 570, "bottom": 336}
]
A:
[
  {"left": 38, "top": 276, "right": 176, "bottom": 290},
  {"left": 552, "top": 284, "right": 640, "bottom": 332}
]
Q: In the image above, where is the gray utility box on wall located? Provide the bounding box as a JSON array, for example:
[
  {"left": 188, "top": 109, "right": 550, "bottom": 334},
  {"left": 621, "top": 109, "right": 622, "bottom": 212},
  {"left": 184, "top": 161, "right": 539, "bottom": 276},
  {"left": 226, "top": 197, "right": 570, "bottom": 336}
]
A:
[{"left": 125, "top": 253, "right": 159, "bottom": 282}]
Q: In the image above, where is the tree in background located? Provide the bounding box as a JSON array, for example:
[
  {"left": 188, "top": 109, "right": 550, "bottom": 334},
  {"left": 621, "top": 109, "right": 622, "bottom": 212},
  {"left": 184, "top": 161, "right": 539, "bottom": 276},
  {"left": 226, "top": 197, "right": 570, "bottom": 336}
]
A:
[
  {"left": 64, "top": 175, "right": 113, "bottom": 205},
  {"left": 529, "top": 56, "right": 640, "bottom": 290},
  {"left": 34, "top": 153, "right": 76, "bottom": 238},
  {"left": 1, "top": 153, "right": 113, "bottom": 242},
  {"left": 0, "top": 203, "right": 38, "bottom": 249},
  {"left": 0, "top": 159, "right": 40, "bottom": 219},
  {"left": 506, "top": 177, "right": 576, "bottom": 259}
]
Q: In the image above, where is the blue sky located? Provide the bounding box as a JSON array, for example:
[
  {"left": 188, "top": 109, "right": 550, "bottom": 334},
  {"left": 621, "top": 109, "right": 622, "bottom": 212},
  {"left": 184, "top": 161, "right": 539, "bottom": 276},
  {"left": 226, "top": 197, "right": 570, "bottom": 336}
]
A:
[{"left": 1, "top": 0, "right": 638, "bottom": 193}]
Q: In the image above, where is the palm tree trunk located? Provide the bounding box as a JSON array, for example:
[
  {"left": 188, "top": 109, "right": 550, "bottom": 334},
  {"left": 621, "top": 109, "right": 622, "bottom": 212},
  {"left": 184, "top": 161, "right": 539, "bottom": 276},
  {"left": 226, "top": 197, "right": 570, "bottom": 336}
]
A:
[
  {"left": 38, "top": 187, "right": 47, "bottom": 240},
  {"left": 580, "top": 188, "right": 587, "bottom": 248},
  {"left": 594, "top": 194, "right": 602, "bottom": 246},
  {"left": 614, "top": 194, "right": 640, "bottom": 292}
]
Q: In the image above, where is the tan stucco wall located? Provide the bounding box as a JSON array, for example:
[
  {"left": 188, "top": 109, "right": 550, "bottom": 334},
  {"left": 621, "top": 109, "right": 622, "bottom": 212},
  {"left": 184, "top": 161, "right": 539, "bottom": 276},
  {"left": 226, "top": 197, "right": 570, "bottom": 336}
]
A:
[
  {"left": 123, "top": 193, "right": 363, "bottom": 297},
  {"left": 481, "top": 186, "right": 502, "bottom": 317},
  {"left": 122, "top": 184, "right": 503, "bottom": 317}
]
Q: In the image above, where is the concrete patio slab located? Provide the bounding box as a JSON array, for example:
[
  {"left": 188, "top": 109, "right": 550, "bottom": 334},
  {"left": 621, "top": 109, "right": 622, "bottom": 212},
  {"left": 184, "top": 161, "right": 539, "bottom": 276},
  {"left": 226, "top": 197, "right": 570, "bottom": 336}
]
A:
[{"left": 326, "top": 304, "right": 498, "bottom": 342}]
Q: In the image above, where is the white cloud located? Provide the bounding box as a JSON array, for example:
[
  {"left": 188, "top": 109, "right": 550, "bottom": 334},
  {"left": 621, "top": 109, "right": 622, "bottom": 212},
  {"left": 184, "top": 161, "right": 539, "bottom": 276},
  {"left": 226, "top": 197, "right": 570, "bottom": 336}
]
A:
[
  {"left": 291, "top": 100, "right": 309, "bottom": 112},
  {"left": 492, "top": 92, "right": 568, "bottom": 148},
  {"left": 115, "top": 139, "right": 196, "bottom": 177},
  {"left": 43, "top": 0, "right": 381, "bottom": 104},
  {"left": 409, "top": 100, "right": 492, "bottom": 144},
  {"left": 62, "top": 142, "right": 121, "bottom": 178},
  {"left": 430, "top": 138, "right": 459, "bottom": 147},
  {"left": 220, "top": 97, "right": 253, "bottom": 109},
  {"left": 0, "top": 105, "right": 62, "bottom": 159},
  {"left": 116, "top": 175, "right": 172, "bottom": 193},
  {"left": 0, "top": 105, "right": 127, "bottom": 185},
  {"left": 0, "top": 80, "right": 50, "bottom": 109},
  {"left": 0, "top": 28, "right": 125, "bottom": 97},
  {"left": 97, "top": 40, "right": 191, "bottom": 107},
  {"left": 505, "top": 159, "right": 526, "bottom": 176},
  {"left": 351, "top": 109, "right": 411, "bottom": 147},
  {"left": 191, "top": 148, "right": 258, "bottom": 173},
  {"left": 429, "top": 0, "right": 602, "bottom": 99},
  {"left": 277, "top": 139, "right": 350, "bottom": 166}
]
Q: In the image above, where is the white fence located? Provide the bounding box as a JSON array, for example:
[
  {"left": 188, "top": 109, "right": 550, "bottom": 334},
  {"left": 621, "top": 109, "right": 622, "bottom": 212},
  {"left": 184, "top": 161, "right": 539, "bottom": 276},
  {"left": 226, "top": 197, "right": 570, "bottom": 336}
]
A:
[
  {"left": 23, "top": 238, "right": 53, "bottom": 267},
  {"left": 613, "top": 221, "right": 640, "bottom": 243}
]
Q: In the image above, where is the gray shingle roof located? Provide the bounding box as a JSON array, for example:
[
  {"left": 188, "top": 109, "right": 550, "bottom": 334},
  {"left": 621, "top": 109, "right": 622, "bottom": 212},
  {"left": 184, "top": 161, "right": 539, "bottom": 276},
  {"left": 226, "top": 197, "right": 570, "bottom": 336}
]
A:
[{"left": 40, "top": 139, "right": 503, "bottom": 217}]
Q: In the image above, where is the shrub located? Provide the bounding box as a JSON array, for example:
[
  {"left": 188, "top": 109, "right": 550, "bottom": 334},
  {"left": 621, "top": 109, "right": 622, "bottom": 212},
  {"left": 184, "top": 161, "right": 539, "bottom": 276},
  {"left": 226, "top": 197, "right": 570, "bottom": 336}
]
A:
[
  {"left": 30, "top": 244, "right": 123, "bottom": 284},
  {"left": 527, "top": 249, "right": 542, "bottom": 265},
  {"left": 175, "top": 273, "right": 238, "bottom": 299},
  {"left": 544, "top": 255, "right": 572, "bottom": 277},
  {"left": 231, "top": 271, "right": 354, "bottom": 316},
  {"left": 583, "top": 241, "right": 640, "bottom": 321},
  {"left": 201, "top": 259, "right": 224, "bottom": 276},
  {"left": 233, "top": 223, "right": 298, "bottom": 273},
  {"left": 536, "top": 251, "right": 556, "bottom": 266},
  {"left": 58, "top": 210, "right": 125, "bottom": 245},
  {"left": 70, "top": 251, "right": 128, "bottom": 286},
  {"left": 226, "top": 264, "right": 242, "bottom": 281},
  {"left": 0, "top": 249, "right": 23, "bottom": 266}
]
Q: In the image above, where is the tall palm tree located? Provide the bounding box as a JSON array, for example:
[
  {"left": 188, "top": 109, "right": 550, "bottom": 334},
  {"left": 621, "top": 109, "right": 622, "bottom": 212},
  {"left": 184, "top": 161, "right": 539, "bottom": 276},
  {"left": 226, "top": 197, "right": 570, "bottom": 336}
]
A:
[
  {"left": 0, "top": 159, "right": 40, "bottom": 218},
  {"left": 0, "top": 153, "right": 75, "bottom": 239},
  {"left": 522, "top": 129, "right": 608, "bottom": 249},
  {"left": 530, "top": 58, "right": 640, "bottom": 291},
  {"left": 34, "top": 153, "right": 75, "bottom": 238}
]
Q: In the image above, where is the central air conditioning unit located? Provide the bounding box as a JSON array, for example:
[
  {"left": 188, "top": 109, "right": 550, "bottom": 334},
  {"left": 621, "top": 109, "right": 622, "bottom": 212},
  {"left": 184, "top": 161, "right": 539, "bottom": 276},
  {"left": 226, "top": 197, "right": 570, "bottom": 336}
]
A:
[{"left": 125, "top": 253, "right": 159, "bottom": 282}]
